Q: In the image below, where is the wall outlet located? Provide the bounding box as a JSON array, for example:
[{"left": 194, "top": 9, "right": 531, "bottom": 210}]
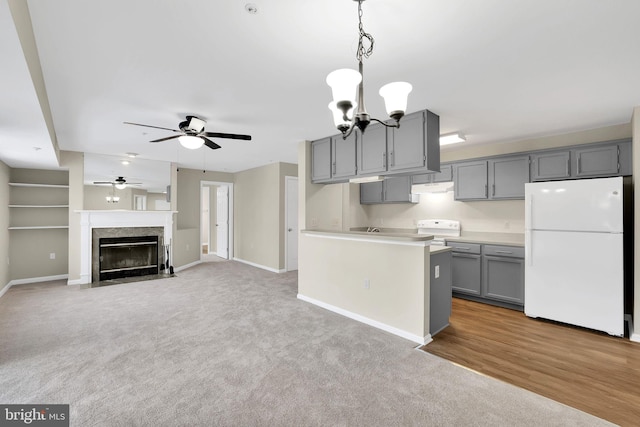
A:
[
  {"left": 49, "top": 253, "right": 56, "bottom": 260},
  {"left": 6, "top": 256, "right": 9, "bottom": 266},
  {"left": 434, "top": 265, "right": 440, "bottom": 279},
  {"left": 186, "top": 244, "right": 190, "bottom": 251},
  {"left": 364, "top": 279, "right": 370, "bottom": 289},
  {"left": 310, "top": 217, "right": 318, "bottom": 227},
  {"left": 504, "top": 221, "right": 511, "bottom": 229},
  {"left": 331, "top": 217, "right": 340, "bottom": 227}
]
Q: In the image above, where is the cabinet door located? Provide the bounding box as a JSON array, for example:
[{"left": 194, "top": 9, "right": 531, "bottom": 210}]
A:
[
  {"left": 311, "top": 138, "right": 331, "bottom": 182},
  {"left": 358, "top": 123, "right": 388, "bottom": 175},
  {"left": 383, "top": 176, "right": 411, "bottom": 203},
  {"left": 411, "top": 173, "right": 431, "bottom": 184},
  {"left": 573, "top": 145, "right": 619, "bottom": 177},
  {"left": 360, "top": 181, "right": 384, "bottom": 204},
  {"left": 482, "top": 255, "right": 524, "bottom": 305},
  {"left": 489, "top": 156, "right": 529, "bottom": 199},
  {"left": 331, "top": 133, "right": 357, "bottom": 179},
  {"left": 387, "top": 111, "right": 425, "bottom": 172},
  {"left": 530, "top": 151, "right": 571, "bottom": 181},
  {"left": 451, "top": 253, "right": 482, "bottom": 295},
  {"left": 453, "top": 161, "right": 488, "bottom": 200},
  {"left": 432, "top": 164, "right": 453, "bottom": 182}
]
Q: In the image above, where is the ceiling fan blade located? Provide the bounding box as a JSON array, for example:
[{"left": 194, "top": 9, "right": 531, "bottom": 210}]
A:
[
  {"left": 202, "top": 137, "right": 222, "bottom": 150},
  {"left": 93, "top": 181, "right": 113, "bottom": 185},
  {"left": 150, "top": 135, "right": 181, "bottom": 143},
  {"left": 123, "top": 122, "right": 181, "bottom": 133},
  {"left": 203, "top": 132, "right": 252, "bottom": 140}
]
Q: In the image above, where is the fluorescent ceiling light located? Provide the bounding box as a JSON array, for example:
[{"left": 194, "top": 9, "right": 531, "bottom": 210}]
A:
[
  {"left": 121, "top": 160, "right": 130, "bottom": 165},
  {"left": 440, "top": 133, "right": 466, "bottom": 145},
  {"left": 349, "top": 175, "right": 384, "bottom": 184}
]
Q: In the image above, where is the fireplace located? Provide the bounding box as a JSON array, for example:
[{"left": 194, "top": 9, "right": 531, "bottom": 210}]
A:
[
  {"left": 76, "top": 210, "right": 175, "bottom": 285},
  {"left": 99, "top": 235, "right": 159, "bottom": 281}
]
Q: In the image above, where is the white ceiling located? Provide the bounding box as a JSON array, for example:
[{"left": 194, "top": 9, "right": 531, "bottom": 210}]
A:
[{"left": 2, "top": 0, "right": 640, "bottom": 183}]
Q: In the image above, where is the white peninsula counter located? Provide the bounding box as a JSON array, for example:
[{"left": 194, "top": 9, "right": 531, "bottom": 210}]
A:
[{"left": 298, "top": 229, "right": 445, "bottom": 345}]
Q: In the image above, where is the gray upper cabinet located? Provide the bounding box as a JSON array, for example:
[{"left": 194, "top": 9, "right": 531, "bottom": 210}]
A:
[
  {"left": 331, "top": 133, "right": 357, "bottom": 179},
  {"left": 360, "top": 181, "right": 384, "bottom": 204},
  {"left": 489, "top": 156, "right": 529, "bottom": 199},
  {"left": 311, "top": 137, "right": 331, "bottom": 182},
  {"left": 413, "top": 164, "right": 453, "bottom": 184},
  {"left": 387, "top": 111, "right": 425, "bottom": 172},
  {"left": 453, "top": 161, "right": 488, "bottom": 201},
  {"left": 573, "top": 145, "right": 619, "bottom": 177},
  {"left": 360, "top": 176, "right": 413, "bottom": 204},
  {"left": 530, "top": 151, "right": 571, "bottom": 181},
  {"left": 387, "top": 110, "right": 440, "bottom": 174},
  {"left": 357, "top": 122, "right": 388, "bottom": 175}
]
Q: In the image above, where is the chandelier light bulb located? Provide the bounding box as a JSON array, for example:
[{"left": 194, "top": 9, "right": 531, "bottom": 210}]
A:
[
  {"left": 115, "top": 183, "right": 127, "bottom": 190},
  {"left": 379, "top": 82, "right": 413, "bottom": 120},
  {"left": 326, "top": 69, "right": 362, "bottom": 109},
  {"left": 178, "top": 135, "right": 205, "bottom": 150}
]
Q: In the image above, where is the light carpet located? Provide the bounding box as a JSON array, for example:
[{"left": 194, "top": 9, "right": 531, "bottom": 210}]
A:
[{"left": 0, "top": 261, "right": 612, "bottom": 426}]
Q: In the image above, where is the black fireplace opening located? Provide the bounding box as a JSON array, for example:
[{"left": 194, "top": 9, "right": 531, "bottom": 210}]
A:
[{"left": 99, "top": 235, "right": 159, "bottom": 281}]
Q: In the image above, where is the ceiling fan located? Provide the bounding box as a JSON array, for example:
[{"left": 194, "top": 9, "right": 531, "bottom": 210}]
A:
[
  {"left": 93, "top": 176, "right": 141, "bottom": 189},
  {"left": 124, "top": 115, "right": 252, "bottom": 150}
]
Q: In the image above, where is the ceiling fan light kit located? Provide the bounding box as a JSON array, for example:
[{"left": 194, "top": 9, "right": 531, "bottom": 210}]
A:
[
  {"left": 327, "top": 0, "right": 412, "bottom": 138},
  {"left": 124, "top": 116, "right": 251, "bottom": 151}
]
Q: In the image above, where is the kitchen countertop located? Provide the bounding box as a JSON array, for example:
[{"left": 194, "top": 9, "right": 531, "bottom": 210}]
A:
[
  {"left": 445, "top": 231, "right": 524, "bottom": 246},
  {"left": 430, "top": 246, "right": 452, "bottom": 254},
  {"left": 302, "top": 229, "right": 434, "bottom": 243}
]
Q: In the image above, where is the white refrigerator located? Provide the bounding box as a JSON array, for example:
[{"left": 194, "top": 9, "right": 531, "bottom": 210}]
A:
[{"left": 524, "top": 176, "right": 624, "bottom": 336}]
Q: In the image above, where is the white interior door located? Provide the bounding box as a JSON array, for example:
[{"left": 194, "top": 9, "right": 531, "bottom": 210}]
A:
[
  {"left": 285, "top": 176, "right": 298, "bottom": 271},
  {"left": 216, "top": 185, "right": 229, "bottom": 259},
  {"left": 201, "top": 187, "right": 210, "bottom": 253}
]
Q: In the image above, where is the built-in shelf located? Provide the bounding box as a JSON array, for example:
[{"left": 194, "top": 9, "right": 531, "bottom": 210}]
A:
[
  {"left": 9, "top": 226, "right": 70, "bottom": 230},
  {"left": 9, "top": 205, "right": 69, "bottom": 208},
  {"left": 9, "top": 182, "right": 69, "bottom": 188}
]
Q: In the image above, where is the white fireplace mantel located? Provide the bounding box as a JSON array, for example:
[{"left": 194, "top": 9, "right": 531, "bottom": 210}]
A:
[{"left": 75, "top": 210, "right": 176, "bottom": 284}]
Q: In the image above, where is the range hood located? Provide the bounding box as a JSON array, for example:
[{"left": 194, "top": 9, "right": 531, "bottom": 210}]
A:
[{"left": 411, "top": 181, "right": 454, "bottom": 194}]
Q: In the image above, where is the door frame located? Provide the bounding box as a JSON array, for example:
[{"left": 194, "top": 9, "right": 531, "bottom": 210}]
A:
[
  {"left": 284, "top": 176, "right": 298, "bottom": 271},
  {"left": 200, "top": 181, "right": 234, "bottom": 260}
]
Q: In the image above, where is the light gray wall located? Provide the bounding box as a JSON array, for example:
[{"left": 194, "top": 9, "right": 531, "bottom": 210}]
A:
[
  {"left": 83, "top": 185, "right": 137, "bottom": 210},
  {"left": 0, "top": 160, "right": 10, "bottom": 288},
  {"left": 173, "top": 168, "right": 233, "bottom": 268},
  {"left": 61, "top": 151, "right": 83, "bottom": 283}
]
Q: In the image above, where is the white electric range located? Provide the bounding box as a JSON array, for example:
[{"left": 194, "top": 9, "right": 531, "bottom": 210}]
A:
[{"left": 417, "top": 219, "right": 460, "bottom": 246}]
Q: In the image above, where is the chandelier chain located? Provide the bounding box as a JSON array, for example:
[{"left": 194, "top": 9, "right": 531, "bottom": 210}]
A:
[{"left": 356, "top": 0, "right": 374, "bottom": 62}]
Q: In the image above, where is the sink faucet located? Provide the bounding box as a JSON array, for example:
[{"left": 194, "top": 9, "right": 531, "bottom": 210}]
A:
[{"left": 367, "top": 227, "right": 380, "bottom": 233}]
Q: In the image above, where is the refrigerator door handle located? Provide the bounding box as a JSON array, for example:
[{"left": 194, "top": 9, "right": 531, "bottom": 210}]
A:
[{"left": 526, "top": 195, "right": 533, "bottom": 266}]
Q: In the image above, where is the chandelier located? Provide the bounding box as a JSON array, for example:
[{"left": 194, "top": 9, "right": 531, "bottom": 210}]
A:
[
  {"left": 105, "top": 185, "right": 120, "bottom": 203},
  {"left": 327, "top": 0, "right": 412, "bottom": 138}
]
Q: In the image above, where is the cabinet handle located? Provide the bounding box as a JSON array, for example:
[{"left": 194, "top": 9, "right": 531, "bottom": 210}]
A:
[
  {"left": 382, "top": 152, "right": 386, "bottom": 167},
  {"left": 455, "top": 247, "right": 471, "bottom": 250},
  {"left": 566, "top": 159, "right": 570, "bottom": 175},
  {"left": 577, "top": 157, "right": 581, "bottom": 173},
  {"left": 495, "top": 250, "right": 513, "bottom": 254},
  {"left": 332, "top": 162, "right": 336, "bottom": 175},
  {"left": 492, "top": 184, "right": 495, "bottom": 197},
  {"left": 484, "top": 185, "right": 488, "bottom": 197},
  {"left": 390, "top": 151, "right": 394, "bottom": 167}
]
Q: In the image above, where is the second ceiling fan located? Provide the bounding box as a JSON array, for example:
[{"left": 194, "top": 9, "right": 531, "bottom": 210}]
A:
[{"left": 124, "top": 116, "right": 252, "bottom": 150}]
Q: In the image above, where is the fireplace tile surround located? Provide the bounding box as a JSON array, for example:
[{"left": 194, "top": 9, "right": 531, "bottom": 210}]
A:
[{"left": 77, "top": 210, "right": 176, "bottom": 285}]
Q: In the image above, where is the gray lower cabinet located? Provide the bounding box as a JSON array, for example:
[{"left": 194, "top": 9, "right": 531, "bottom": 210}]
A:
[
  {"left": 430, "top": 250, "right": 452, "bottom": 336},
  {"left": 448, "top": 241, "right": 524, "bottom": 309},
  {"left": 449, "top": 242, "right": 482, "bottom": 295},
  {"left": 482, "top": 256, "right": 524, "bottom": 305},
  {"left": 360, "top": 176, "right": 413, "bottom": 204},
  {"left": 453, "top": 161, "right": 488, "bottom": 201}
]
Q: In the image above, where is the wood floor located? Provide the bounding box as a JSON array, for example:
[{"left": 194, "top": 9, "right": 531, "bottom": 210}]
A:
[{"left": 421, "top": 298, "right": 640, "bottom": 426}]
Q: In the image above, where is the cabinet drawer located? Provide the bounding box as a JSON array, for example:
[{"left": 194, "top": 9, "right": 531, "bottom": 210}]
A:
[
  {"left": 483, "top": 244, "right": 524, "bottom": 258},
  {"left": 447, "top": 241, "right": 481, "bottom": 254}
]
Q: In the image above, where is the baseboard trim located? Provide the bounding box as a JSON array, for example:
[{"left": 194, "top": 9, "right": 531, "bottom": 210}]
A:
[
  {"left": 174, "top": 260, "right": 202, "bottom": 272},
  {"left": 1, "top": 274, "right": 69, "bottom": 298},
  {"left": 233, "top": 258, "right": 285, "bottom": 273},
  {"left": 297, "top": 293, "right": 432, "bottom": 345},
  {"left": 627, "top": 314, "right": 640, "bottom": 343}
]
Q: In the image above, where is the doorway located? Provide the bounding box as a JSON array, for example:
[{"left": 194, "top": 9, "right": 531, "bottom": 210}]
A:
[
  {"left": 285, "top": 176, "right": 298, "bottom": 271},
  {"left": 200, "top": 181, "right": 233, "bottom": 261}
]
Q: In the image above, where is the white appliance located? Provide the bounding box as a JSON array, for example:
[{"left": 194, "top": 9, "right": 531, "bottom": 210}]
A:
[
  {"left": 524, "top": 177, "right": 624, "bottom": 336},
  {"left": 417, "top": 219, "right": 460, "bottom": 245}
]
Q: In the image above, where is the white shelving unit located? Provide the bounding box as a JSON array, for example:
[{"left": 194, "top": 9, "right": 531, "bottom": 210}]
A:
[{"left": 8, "top": 181, "right": 69, "bottom": 230}]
